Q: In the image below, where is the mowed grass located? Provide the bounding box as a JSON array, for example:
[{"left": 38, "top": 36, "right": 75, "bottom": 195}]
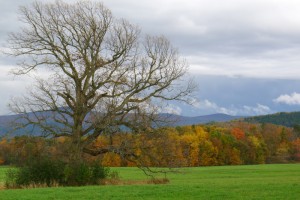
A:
[{"left": 0, "top": 164, "right": 299, "bottom": 200}]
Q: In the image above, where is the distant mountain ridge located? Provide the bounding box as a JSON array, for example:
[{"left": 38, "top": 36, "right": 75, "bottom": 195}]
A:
[
  {"left": 2, "top": 111, "right": 300, "bottom": 136},
  {"left": 243, "top": 111, "right": 300, "bottom": 127},
  {"left": 159, "top": 113, "right": 241, "bottom": 126},
  {"left": 0, "top": 112, "right": 241, "bottom": 136}
]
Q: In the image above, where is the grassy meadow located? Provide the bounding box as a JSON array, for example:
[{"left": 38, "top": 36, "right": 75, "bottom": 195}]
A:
[{"left": 0, "top": 164, "right": 299, "bottom": 200}]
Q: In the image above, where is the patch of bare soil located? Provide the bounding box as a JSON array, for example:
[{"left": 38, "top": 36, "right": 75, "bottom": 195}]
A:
[
  {"left": 101, "top": 178, "right": 170, "bottom": 186},
  {"left": 1, "top": 178, "right": 170, "bottom": 190}
]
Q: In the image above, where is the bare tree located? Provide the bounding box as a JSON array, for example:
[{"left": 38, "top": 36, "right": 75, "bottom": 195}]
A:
[{"left": 7, "top": 1, "right": 195, "bottom": 163}]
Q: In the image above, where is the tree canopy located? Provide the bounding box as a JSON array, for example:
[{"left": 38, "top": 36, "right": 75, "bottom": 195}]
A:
[{"left": 7, "top": 1, "right": 195, "bottom": 163}]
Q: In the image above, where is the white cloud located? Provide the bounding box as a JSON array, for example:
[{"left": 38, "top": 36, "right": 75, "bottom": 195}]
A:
[
  {"left": 273, "top": 92, "right": 300, "bottom": 105},
  {"left": 242, "top": 104, "right": 271, "bottom": 116},
  {"left": 190, "top": 98, "right": 272, "bottom": 116},
  {"left": 162, "top": 104, "right": 182, "bottom": 115}
]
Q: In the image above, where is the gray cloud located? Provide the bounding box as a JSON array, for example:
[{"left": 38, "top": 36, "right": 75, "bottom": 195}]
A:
[
  {"left": 3, "top": 0, "right": 300, "bottom": 76},
  {"left": 101, "top": 0, "right": 300, "bottom": 79},
  {"left": 1, "top": 0, "right": 300, "bottom": 115}
]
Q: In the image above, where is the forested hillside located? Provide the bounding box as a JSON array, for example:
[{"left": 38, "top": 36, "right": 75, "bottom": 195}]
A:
[
  {"left": 244, "top": 111, "right": 300, "bottom": 127},
  {"left": 1, "top": 122, "right": 299, "bottom": 167}
]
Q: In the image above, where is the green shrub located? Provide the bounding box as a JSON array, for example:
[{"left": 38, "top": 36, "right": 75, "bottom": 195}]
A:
[
  {"left": 63, "top": 161, "right": 109, "bottom": 186},
  {"left": 63, "top": 162, "right": 91, "bottom": 186},
  {"left": 90, "top": 161, "right": 110, "bottom": 184},
  {"left": 6, "top": 158, "right": 65, "bottom": 187},
  {"left": 5, "top": 168, "right": 19, "bottom": 188},
  {"left": 5, "top": 158, "right": 109, "bottom": 188}
]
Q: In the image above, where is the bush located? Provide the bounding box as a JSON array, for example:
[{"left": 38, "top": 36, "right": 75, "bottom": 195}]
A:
[
  {"left": 90, "top": 161, "right": 110, "bottom": 184},
  {"left": 5, "top": 158, "right": 109, "bottom": 188},
  {"left": 5, "top": 158, "right": 65, "bottom": 188},
  {"left": 5, "top": 168, "right": 19, "bottom": 189},
  {"left": 63, "top": 161, "right": 109, "bottom": 186}
]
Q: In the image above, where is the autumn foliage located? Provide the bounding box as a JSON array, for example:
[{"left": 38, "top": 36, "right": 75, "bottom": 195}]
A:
[{"left": 0, "top": 122, "right": 299, "bottom": 167}]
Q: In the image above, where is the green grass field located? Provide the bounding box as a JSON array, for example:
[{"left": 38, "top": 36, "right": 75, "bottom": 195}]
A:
[{"left": 0, "top": 164, "right": 299, "bottom": 200}]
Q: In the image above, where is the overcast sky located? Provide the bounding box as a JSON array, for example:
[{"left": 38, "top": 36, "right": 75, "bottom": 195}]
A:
[{"left": 1, "top": 0, "right": 300, "bottom": 116}]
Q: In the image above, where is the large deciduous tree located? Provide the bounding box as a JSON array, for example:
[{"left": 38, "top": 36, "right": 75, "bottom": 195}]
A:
[{"left": 7, "top": 1, "right": 195, "bottom": 163}]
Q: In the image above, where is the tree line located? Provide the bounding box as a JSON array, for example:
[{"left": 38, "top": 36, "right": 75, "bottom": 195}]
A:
[
  {"left": 244, "top": 111, "right": 300, "bottom": 127},
  {"left": 1, "top": 122, "right": 299, "bottom": 167}
]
